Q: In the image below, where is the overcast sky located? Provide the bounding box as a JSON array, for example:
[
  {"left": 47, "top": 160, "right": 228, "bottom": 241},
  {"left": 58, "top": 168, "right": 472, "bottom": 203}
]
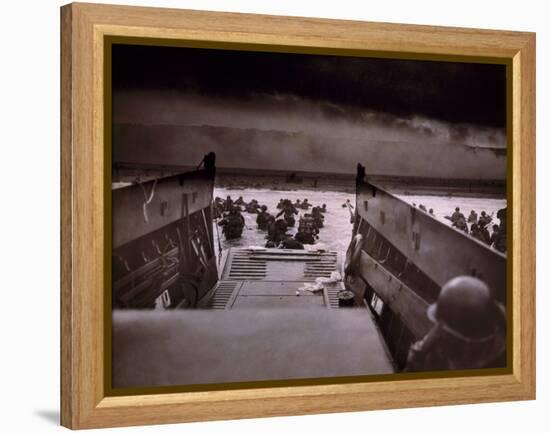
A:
[{"left": 112, "top": 44, "right": 507, "bottom": 178}]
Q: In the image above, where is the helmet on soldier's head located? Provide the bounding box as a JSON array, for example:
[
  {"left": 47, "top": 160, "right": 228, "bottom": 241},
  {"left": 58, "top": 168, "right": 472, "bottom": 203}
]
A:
[
  {"left": 261, "top": 205, "right": 267, "bottom": 211},
  {"left": 427, "top": 276, "right": 503, "bottom": 341}
]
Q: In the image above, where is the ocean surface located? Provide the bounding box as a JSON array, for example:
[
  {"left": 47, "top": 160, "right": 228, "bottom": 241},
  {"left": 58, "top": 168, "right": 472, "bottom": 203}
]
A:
[{"left": 213, "top": 187, "right": 507, "bottom": 257}]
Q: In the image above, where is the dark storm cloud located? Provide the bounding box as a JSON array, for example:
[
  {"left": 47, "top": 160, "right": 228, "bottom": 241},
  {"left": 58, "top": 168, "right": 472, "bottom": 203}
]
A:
[
  {"left": 111, "top": 44, "right": 507, "bottom": 178},
  {"left": 112, "top": 44, "right": 506, "bottom": 128}
]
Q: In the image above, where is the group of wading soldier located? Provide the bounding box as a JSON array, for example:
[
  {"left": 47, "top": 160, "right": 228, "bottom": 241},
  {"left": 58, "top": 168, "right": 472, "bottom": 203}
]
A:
[
  {"left": 264, "top": 198, "right": 327, "bottom": 249},
  {"left": 214, "top": 196, "right": 254, "bottom": 240},
  {"left": 442, "top": 206, "right": 507, "bottom": 253},
  {"left": 214, "top": 195, "right": 327, "bottom": 246}
]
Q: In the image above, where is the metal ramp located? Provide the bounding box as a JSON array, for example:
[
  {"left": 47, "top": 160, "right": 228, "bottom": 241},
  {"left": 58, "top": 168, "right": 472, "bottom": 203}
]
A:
[
  {"left": 114, "top": 251, "right": 397, "bottom": 388},
  {"left": 200, "top": 248, "right": 343, "bottom": 310}
]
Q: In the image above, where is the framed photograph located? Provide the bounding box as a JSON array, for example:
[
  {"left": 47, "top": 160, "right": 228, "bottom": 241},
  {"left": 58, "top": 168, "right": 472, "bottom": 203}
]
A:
[{"left": 60, "top": 3, "right": 535, "bottom": 429}]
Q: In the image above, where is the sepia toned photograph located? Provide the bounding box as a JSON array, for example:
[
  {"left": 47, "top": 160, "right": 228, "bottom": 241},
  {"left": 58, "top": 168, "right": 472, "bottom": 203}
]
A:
[{"left": 110, "top": 43, "right": 508, "bottom": 389}]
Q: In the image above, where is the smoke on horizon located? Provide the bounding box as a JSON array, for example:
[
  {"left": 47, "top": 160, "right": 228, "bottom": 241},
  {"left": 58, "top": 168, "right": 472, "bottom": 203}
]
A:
[{"left": 113, "top": 90, "right": 506, "bottom": 179}]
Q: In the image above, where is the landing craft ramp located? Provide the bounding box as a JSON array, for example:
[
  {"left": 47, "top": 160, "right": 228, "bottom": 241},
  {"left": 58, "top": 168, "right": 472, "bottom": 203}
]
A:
[
  {"left": 113, "top": 248, "right": 395, "bottom": 388},
  {"left": 200, "top": 248, "right": 343, "bottom": 310}
]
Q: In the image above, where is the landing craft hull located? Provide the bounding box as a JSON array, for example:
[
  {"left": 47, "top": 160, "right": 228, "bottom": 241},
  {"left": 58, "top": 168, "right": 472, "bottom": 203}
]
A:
[
  {"left": 112, "top": 154, "right": 218, "bottom": 309},
  {"left": 113, "top": 247, "right": 395, "bottom": 388},
  {"left": 345, "top": 168, "right": 507, "bottom": 368}
]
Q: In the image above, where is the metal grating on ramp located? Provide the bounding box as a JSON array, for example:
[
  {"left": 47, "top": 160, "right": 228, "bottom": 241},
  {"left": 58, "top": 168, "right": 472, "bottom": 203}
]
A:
[
  {"left": 226, "top": 250, "right": 267, "bottom": 280},
  {"left": 324, "top": 285, "right": 341, "bottom": 309},
  {"left": 304, "top": 252, "right": 338, "bottom": 279},
  {"left": 204, "top": 281, "right": 240, "bottom": 309},
  {"left": 222, "top": 249, "right": 340, "bottom": 282}
]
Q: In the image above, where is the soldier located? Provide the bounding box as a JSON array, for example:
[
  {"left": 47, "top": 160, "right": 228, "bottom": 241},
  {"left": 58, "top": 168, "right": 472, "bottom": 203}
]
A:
[
  {"left": 300, "top": 198, "right": 312, "bottom": 210},
  {"left": 478, "top": 220, "right": 491, "bottom": 245},
  {"left": 281, "top": 237, "right": 305, "bottom": 250},
  {"left": 479, "top": 210, "right": 493, "bottom": 225},
  {"left": 450, "top": 207, "right": 465, "bottom": 224},
  {"left": 301, "top": 215, "right": 319, "bottom": 235},
  {"left": 311, "top": 206, "right": 325, "bottom": 228},
  {"left": 295, "top": 221, "right": 316, "bottom": 244},
  {"left": 245, "top": 199, "right": 260, "bottom": 213},
  {"left": 467, "top": 210, "right": 478, "bottom": 223},
  {"left": 224, "top": 195, "right": 233, "bottom": 212},
  {"left": 218, "top": 207, "right": 245, "bottom": 240},
  {"left": 256, "top": 205, "right": 271, "bottom": 231},
  {"left": 493, "top": 208, "right": 507, "bottom": 253},
  {"left": 266, "top": 218, "right": 287, "bottom": 246},
  {"left": 470, "top": 223, "right": 484, "bottom": 242},
  {"left": 453, "top": 217, "right": 469, "bottom": 234},
  {"left": 212, "top": 197, "right": 224, "bottom": 219},
  {"left": 404, "top": 276, "right": 506, "bottom": 371},
  {"left": 276, "top": 199, "right": 299, "bottom": 227},
  {"left": 320, "top": 204, "right": 327, "bottom": 213},
  {"left": 341, "top": 199, "right": 354, "bottom": 210}
]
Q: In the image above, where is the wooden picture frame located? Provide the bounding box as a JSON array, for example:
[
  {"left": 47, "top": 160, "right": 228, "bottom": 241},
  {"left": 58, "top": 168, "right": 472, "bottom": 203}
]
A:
[{"left": 60, "top": 2, "right": 535, "bottom": 429}]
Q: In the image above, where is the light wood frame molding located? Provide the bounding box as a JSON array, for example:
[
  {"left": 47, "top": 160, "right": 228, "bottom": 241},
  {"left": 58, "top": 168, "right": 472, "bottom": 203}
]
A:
[{"left": 60, "top": 2, "right": 535, "bottom": 429}]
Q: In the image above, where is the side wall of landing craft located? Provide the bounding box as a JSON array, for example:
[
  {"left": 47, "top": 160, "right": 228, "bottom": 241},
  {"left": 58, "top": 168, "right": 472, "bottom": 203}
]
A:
[
  {"left": 113, "top": 170, "right": 215, "bottom": 249},
  {"left": 355, "top": 180, "right": 507, "bottom": 305},
  {"left": 112, "top": 162, "right": 218, "bottom": 309},
  {"left": 346, "top": 175, "right": 507, "bottom": 367}
]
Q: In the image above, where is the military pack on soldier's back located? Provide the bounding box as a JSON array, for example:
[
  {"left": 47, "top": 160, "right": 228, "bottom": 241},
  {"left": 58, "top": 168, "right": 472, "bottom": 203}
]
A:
[{"left": 213, "top": 195, "right": 328, "bottom": 249}]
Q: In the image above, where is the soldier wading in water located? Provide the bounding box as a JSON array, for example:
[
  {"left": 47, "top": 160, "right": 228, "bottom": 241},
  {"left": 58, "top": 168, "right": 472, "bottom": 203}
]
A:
[
  {"left": 218, "top": 207, "right": 245, "bottom": 240},
  {"left": 276, "top": 199, "right": 299, "bottom": 227},
  {"left": 256, "top": 205, "right": 271, "bottom": 231}
]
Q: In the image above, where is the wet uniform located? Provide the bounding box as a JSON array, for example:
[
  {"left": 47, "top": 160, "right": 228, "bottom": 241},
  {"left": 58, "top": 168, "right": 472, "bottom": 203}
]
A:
[
  {"left": 266, "top": 219, "right": 288, "bottom": 246},
  {"left": 256, "top": 209, "right": 271, "bottom": 231},
  {"left": 300, "top": 200, "right": 312, "bottom": 210},
  {"left": 276, "top": 202, "right": 299, "bottom": 227},
  {"left": 218, "top": 210, "right": 245, "bottom": 240}
]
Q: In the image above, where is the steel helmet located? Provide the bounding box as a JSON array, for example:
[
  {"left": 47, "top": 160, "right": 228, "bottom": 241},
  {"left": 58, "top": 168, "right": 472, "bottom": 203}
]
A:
[{"left": 427, "top": 276, "right": 503, "bottom": 341}]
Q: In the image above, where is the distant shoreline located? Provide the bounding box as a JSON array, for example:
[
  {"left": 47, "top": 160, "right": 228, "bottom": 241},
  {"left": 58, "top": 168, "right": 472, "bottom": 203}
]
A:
[{"left": 112, "top": 162, "right": 505, "bottom": 197}]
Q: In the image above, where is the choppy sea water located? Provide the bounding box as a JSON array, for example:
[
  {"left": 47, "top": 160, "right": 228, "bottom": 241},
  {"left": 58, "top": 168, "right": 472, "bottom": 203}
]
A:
[
  {"left": 213, "top": 187, "right": 507, "bottom": 256},
  {"left": 213, "top": 188, "right": 356, "bottom": 255}
]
